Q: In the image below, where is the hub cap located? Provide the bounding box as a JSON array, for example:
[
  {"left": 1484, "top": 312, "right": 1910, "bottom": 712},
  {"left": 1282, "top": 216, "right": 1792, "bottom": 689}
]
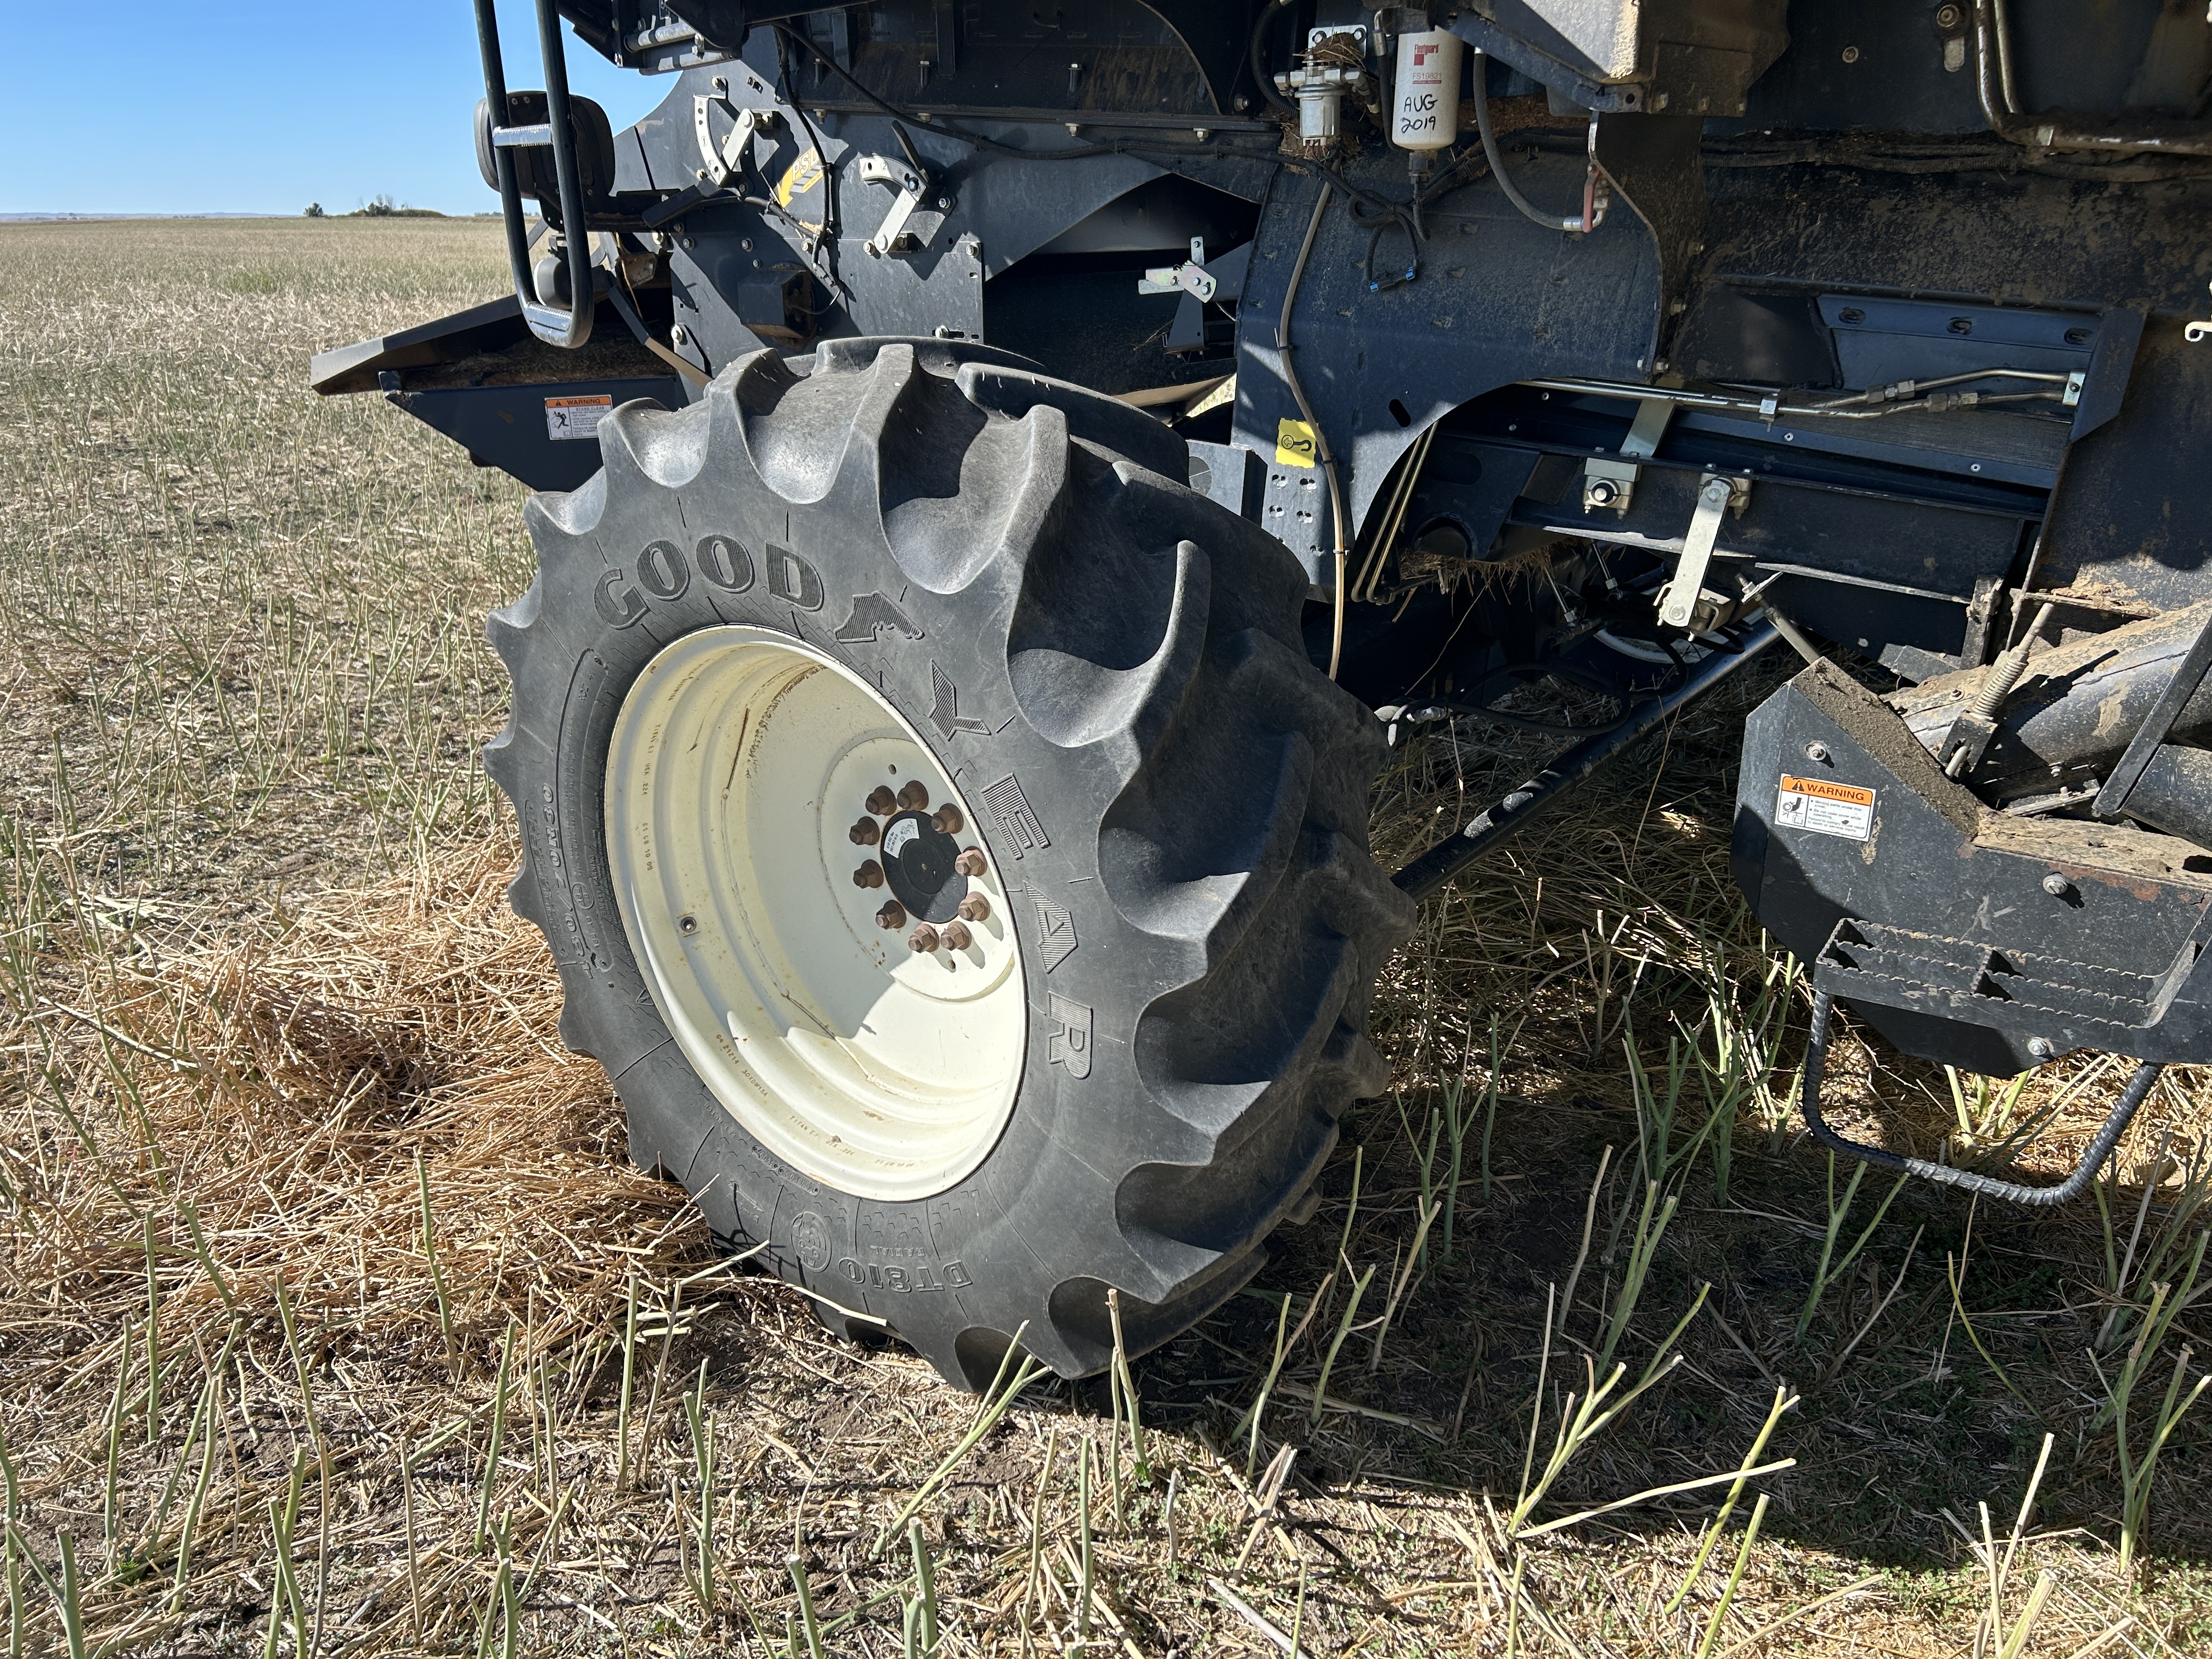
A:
[{"left": 603, "top": 627, "right": 1024, "bottom": 1201}]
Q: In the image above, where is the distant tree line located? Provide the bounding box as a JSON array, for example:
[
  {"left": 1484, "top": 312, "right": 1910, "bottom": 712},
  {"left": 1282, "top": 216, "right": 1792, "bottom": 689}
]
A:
[{"left": 301, "top": 195, "right": 444, "bottom": 219}]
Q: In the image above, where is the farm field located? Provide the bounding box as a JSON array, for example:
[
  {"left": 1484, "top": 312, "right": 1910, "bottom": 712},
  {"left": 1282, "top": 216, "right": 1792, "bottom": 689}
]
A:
[{"left": 2, "top": 215, "right": 2210, "bottom": 1656}]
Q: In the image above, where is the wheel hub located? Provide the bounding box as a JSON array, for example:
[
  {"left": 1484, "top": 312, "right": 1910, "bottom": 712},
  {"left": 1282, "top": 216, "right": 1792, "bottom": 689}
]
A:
[{"left": 881, "top": 810, "right": 964, "bottom": 921}]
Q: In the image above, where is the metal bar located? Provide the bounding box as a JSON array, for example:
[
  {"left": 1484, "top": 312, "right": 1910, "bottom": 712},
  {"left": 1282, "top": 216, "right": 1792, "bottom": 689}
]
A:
[
  {"left": 472, "top": 0, "right": 537, "bottom": 343},
  {"left": 1798, "top": 990, "right": 2162, "bottom": 1205},
  {"left": 2096, "top": 607, "right": 2212, "bottom": 819},
  {"left": 1391, "top": 622, "right": 1781, "bottom": 902},
  {"left": 533, "top": 0, "right": 596, "bottom": 349}
]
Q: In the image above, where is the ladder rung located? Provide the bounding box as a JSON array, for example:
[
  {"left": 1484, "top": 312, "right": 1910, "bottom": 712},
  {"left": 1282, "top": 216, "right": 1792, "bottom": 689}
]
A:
[{"left": 492, "top": 123, "right": 555, "bottom": 148}]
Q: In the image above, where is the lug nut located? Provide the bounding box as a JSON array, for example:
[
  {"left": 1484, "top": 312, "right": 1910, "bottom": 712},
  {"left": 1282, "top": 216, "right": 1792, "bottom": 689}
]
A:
[
  {"left": 866, "top": 785, "right": 898, "bottom": 816},
  {"left": 876, "top": 901, "right": 906, "bottom": 930},
  {"left": 955, "top": 847, "right": 988, "bottom": 877},
  {"left": 897, "top": 779, "right": 930, "bottom": 811},
  {"left": 957, "top": 893, "right": 990, "bottom": 922},
  {"left": 932, "top": 803, "right": 964, "bottom": 835},
  {"left": 849, "top": 817, "right": 880, "bottom": 846},
  {"left": 854, "top": 860, "right": 885, "bottom": 889},
  {"left": 908, "top": 923, "right": 940, "bottom": 952},
  {"left": 2041, "top": 873, "right": 2070, "bottom": 897},
  {"left": 941, "top": 919, "right": 973, "bottom": 951}
]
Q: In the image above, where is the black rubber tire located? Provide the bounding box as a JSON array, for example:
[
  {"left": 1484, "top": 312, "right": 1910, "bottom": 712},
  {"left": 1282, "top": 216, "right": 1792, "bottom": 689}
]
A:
[{"left": 483, "top": 337, "right": 1412, "bottom": 1386}]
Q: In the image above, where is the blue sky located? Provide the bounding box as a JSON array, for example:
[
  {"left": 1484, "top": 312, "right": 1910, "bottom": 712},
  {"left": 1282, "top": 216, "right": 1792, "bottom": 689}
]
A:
[{"left": 2, "top": 3, "right": 674, "bottom": 215}]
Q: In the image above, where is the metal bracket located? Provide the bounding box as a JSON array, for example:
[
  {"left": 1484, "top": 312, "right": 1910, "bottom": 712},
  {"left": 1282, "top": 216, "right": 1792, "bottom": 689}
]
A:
[
  {"left": 1656, "top": 474, "right": 1750, "bottom": 630},
  {"left": 1139, "top": 238, "right": 1218, "bottom": 303},
  {"left": 1581, "top": 457, "right": 1639, "bottom": 514},
  {"left": 861, "top": 123, "right": 936, "bottom": 259},
  {"left": 1581, "top": 397, "right": 1673, "bottom": 514},
  {"left": 693, "top": 96, "right": 772, "bottom": 189},
  {"left": 2095, "top": 605, "right": 2212, "bottom": 818}
]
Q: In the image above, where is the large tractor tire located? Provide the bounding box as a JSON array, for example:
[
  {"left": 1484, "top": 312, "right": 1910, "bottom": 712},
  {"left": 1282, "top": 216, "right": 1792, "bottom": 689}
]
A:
[{"left": 483, "top": 337, "right": 1412, "bottom": 1386}]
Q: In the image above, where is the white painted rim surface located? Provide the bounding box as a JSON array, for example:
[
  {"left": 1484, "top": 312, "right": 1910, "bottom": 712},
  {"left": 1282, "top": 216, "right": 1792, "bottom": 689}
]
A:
[{"left": 605, "top": 626, "right": 1025, "bottom": 1201}]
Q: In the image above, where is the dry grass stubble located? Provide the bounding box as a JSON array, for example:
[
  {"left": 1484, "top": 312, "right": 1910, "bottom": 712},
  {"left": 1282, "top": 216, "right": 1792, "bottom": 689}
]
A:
[{"left": 4, "top": 219, "right": 2212, "bottom": 1657}]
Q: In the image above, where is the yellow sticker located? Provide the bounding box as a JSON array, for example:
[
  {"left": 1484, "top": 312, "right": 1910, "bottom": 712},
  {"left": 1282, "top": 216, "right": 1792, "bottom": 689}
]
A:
[
  {"left": 774, "top": 148, "right": 825, "bottom": 209},
  {"left": 1274, "top": 417, "right": 1317, "bottom": 468}
]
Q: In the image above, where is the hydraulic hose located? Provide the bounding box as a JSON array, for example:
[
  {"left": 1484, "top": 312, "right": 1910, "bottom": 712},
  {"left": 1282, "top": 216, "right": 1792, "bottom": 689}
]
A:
[
  {"left": 1273, "top": 181, "right": 1349, "bottom": 679},
  {"left": 1469, "top": 49, "right": 1599, "bottom": 233}
]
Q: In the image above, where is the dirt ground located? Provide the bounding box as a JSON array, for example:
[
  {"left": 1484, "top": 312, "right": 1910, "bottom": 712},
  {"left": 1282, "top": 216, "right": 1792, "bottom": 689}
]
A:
[{"left": 2, "top": 217, "right": 2209, "bottom": 1657}]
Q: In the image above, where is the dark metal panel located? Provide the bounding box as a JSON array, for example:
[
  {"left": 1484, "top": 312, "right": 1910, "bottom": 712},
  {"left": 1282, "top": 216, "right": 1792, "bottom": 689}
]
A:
[
  {"left": 2041, "top": 319, "right": 2212, "bottom": 610},
  {"left": 1232, "top": 151, "right": 1667, "bottom": 578},
  {"left": 390, "top": 377, "right": 685, "bottom": 490}
]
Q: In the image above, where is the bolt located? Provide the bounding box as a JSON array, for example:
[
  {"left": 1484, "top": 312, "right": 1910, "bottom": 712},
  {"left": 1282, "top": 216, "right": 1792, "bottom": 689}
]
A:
[
  {"left": 672, "top": 323, "right": 690, "bottom": 344},
  {"left": 712, "top": 76, "right": 728, "bottom": 92},
  {"left": 1805, "top": 741, "right": 1831, "bottom": 763},
  {"left": 866, "top": 785, "right": 898, "bottom": 816},
  {"left": 909, "top": 923, "right": 940, "bottom": 952},
  {"left": 932, "top": 803, "right": 964, "bottom": 836},
  {"left": 1587, "top": 479, "right": 1621, "bottom": 507},
  {"left": 854, "top": 860, "right": 885, "bottom": 889},
  {"left": 2042, "top": 873, "right": 2071, "bottom": 897},
  {"left": 957, "top": 893, "right": 990, "bottom": 923},
  {"left": 936, "top": 195, "right": 954, "bottom": 211},
  {"left": 849, "top": 817, "right": 880, "bottom": 846},
  {"left": 897, "top": 779, "right": 931, "bottom": 812},
  {"left": 1841, "top": 44, "right": 1861, "bottom": 63},
  {"left": 2027, "top": 1036, "right": 2057, "bottom": 1061},
  {"left": 941, "top": 919, "right": 973, "bottom": 951},
  {"left": 678, "top": 913, "right": 699, "bottom": 935},
  {"left": 955, "top": 847, "right": 988, "bottom": 877},
  {"left": 1935, "top": 4, "right": 1962, "bottom": 27},
  {"left": 876, "top": 900, "right": 907, "bottom": 930},
  {"left": 1702, "top": 477, "right": 1733, "bottom": 505}
]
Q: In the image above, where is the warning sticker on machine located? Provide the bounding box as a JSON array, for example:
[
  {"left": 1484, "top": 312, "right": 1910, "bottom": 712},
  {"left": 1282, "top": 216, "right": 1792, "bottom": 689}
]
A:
[
  {"left": 1274, "top": 417, "right": 1317, "bottom": 468},
  {"left": 1775, "top": 774, "right": 1875, "bottom": 841},
  {"left": 545, "top": 396, "right": 613, "bottom": 441}
]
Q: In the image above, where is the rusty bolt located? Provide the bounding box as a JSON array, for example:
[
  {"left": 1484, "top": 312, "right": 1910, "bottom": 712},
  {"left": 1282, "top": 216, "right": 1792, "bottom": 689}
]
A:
[
  {"left": 897, "top": 778, "right": 931, "bottom": 811},
  {"left": 908, "top": 923, "right": 940, "bottom": 952},
  {"left": 957, "top": 893, "right": 990, "bottom": 923},
  {"left": 865, "top": 785, "right": 898, "bottom": 816},
  {"left": 849, "top": 817, "right": 880, "bottom": 846},
  {"left": 932, "top": 803, "right": 964, "bottom": 835},
  {"left": 941, "top": 919, "right": 973, "bottom": 951},
  {"left": 876, "top": 900, "right": 906, "bottom": 930},
  {"left": 853, "top": 860, "right": 885, "bottom": 889},
  {"left": 955, "top": 847, "right": 988, "bottom": 877}
]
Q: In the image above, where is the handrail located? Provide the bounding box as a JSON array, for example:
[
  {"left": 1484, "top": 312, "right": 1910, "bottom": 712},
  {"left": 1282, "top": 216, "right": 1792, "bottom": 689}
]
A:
[{"left": 473, "top": 0, "right": 596, "bottom": 347}]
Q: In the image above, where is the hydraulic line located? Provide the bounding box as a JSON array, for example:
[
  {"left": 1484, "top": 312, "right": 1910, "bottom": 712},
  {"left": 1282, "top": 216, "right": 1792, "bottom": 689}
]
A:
[
  {"left": 1248, "top": 0, "right": 1297, "bottom": 117},
  {"left": 1973, "top": 0, "right": 2212, "bottom": 157},
  {"left": 1468, "top": 49, "right": 1602, "bottom": 234},
  {"left": 1273, "top": 182, "right": 1350, "bottom": 680}
]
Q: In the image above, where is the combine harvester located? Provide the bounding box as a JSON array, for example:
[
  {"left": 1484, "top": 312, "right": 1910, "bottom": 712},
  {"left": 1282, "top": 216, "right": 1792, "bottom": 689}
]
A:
[{"left": 315, "top": 1, "right": 2212, "bottom": 1386}]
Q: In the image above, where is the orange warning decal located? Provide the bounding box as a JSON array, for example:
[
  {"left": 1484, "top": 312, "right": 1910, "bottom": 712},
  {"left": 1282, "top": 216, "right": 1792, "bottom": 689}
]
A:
[
  {"left": 1778, "top": 775, "right": 1875, "bottom": 808},
  {"left": 1776, "top": 773, "right": 1875, "bottom": 841}
]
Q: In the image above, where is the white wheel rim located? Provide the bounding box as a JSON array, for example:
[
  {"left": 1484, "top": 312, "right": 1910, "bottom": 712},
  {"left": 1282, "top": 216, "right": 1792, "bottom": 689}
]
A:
[{"left": 605, "top": 626, "right": 1025, "bottom": 1201}]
